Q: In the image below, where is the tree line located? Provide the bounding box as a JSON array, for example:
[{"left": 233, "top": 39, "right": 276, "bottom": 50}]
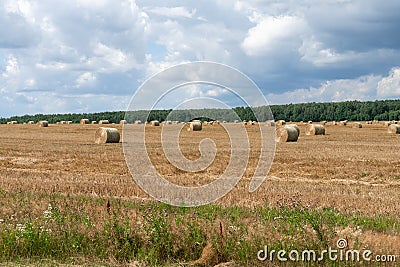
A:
[{"left": 1, "top": 99, "right": 399, "bottom": 124}]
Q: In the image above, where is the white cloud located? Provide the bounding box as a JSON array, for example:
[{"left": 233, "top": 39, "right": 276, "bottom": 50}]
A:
[
  {"left": 377, "top": 67, "right": 400, "bottom": 98},
  {"left": 241, "top": 15, "right": 307, "bottom": 56},
  {"left": 2, "top": 55, "right": 19, "bottom": 77},
  {"left": 76, "top": 72, "right": 96, "bottom": 86},
  {"left": 1, "top": 0, "right": 400, "bottom": 117},
  {"left": 266, "top": 67, "right": 400, "bottom": 104},
  {"left": 147, "top": 6, "right": 195, "bottom": 18}
]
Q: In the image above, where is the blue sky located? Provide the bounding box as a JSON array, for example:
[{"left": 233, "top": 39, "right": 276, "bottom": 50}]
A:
[{"left": 0, "top": 0, "right": 400, "bottom": 117}]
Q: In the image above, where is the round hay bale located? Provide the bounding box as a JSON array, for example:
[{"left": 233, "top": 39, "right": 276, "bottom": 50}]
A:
[
  {"left": 80, "top": 119, "right": 90, "bottom": 125},
  {"left": 10, "top": 121, "right": 18, "bottom": 124},
  {"left": 307, "top": 121, "right": 313, "bottom": 124},
  {"left": 60, "top": 121, "right": 66, "bottom": 124},
  {"left": 134, "top": 120, "right": 142, "bottom": 124},
  {"left": 242, "top": 120, "right": 247, "bottom": 125},
  {"left": 27, "top": 121, "right": 35, "bottom": 124},
  {"left": 352, "top": 122, "right": 362, "bottom": 128},
  {"left": 266, "top": 120, "right": 275, "bottom": 126},
  {"left": 67, "top": 121, "right": 72, "bottom": 124},
  {"left": 91, "top": 121, "right": 97, "bottom": 124},
  {"left": 388, "top": 124, "right": 400, "bottom": 134},
  {"left": 320, "top": 121, "right": 327, "bottom": 125},
  {"left": 276, "top": 120, "right": 286, "bottom": 126},
  {"left": 276, "top": 126, "right": 299, "bottom": 142},
  {"left": 150, "top": 120, "right": 160, "bottom": 126},
  {"left": 94, "top": 127, "right": 120, "bottom": 144},
  {"left": 339, "top": 120, "right": 347, "bottom": 126},
  {"left": 188, "top": 121, "right": 202, "bottom": 131},
  {"left": 38, "top": 120, "right": 48, "bottom": 127},
  {"left": 306, "top": 124, "right": 325, "bottom": 135},
  {"left": 384, "top": 122, "right": 391, "bottom": 127},
  {"left": 99, "top": 120, "right": 109, "bottom": 125},
  {"left": 286, "top": 124, "right": 300, "bottom": 136},
  {"left": 119, "top": 120, "right": 127, "bottom": 124},
  {"left": 234, "top": 120, "right": 239, "bottom": 123}
]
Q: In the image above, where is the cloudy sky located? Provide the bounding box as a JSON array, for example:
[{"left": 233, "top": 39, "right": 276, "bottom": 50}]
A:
[{"left": 1, "top": 0, "right": 400, "bottom": 117}]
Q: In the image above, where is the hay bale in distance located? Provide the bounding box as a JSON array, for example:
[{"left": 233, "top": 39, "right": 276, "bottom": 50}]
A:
[
  {"left": 80, "top": 119, "right": 90, "bottom": 125},
  {"left": 134, "top": 120, "right": 142, "bottom": 124},
  {"left": 67, "top": 121, "right": 72, "bottom": 124},
  {"left": 91, "top": 121, "right": 97, "bottom": 124},
  {"left": 27, "top": 121, "right": 35, "bottom": 124},
  {"left": 266, "top": 120, "right": 275, "bottom": 126},
  {"left": 388, "top": 124, "right": 400, "bottom": 134},
  {"left": 286, "top": 124, "right": 300, "bottom": 136},
  {"left": 9, "top": 121, "right": 18, "bottom": 124},
  {"left": 38, "top": 121, "right": 48, "bottom": 127},
  {"left": 276, "top": 120, "right": 286, "bottom": 126},
  {"left": 306, "top": 124, "right": 325, "bottom": 135},
  {"left": 188, "top": 121, "right": 202, "bottom": 131},
  {"left": 352, "top": 122, "right": 362, "bottom": 128},
  {"left": 119, "top": 120, "right": 127, "bottom": 124},
  {"left": 150, "top": 120, "right": 160, "bottom": 126},
  {"left": 99, "top": 120, "right": 109, "bottom": 125},
  {"left": 94, "top": 127, "right": 120, "bottom": 144},
  {"left": 384, "top": 122, "right": 391, "bottom": 127},
  {"left": 276, "top": 126, "right": 299, "bottom": 142}
]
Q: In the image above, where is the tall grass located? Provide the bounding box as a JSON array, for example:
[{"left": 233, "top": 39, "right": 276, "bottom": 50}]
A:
[{"left": 0, "top": 190, "right": 398, "bottom": 266}]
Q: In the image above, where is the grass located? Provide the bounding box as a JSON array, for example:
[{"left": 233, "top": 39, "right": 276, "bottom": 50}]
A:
[{"left": 0, "top": 190, "right": 398, "bottom": 266}]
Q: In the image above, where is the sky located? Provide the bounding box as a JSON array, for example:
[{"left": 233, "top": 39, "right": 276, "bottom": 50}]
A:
[{"left": 1, "top": 0, "right": 400, "bottom": 117}]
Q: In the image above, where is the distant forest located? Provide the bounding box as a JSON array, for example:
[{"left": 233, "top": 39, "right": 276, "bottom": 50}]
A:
[{"left": 1, "top": 99, "right": 400, "bottom": 124}]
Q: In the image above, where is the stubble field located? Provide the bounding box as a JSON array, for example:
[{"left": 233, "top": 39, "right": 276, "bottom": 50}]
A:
[{"left": 0, "top": 122, "right": 399, "bottom": 266}]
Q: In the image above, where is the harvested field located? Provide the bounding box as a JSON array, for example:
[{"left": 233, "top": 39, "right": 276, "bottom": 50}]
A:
[
  {"left": 0, "top": 123, "right": 399, "bottom": 210},
  {"left": 0, "top": 123, "right": 399, "bottom": 265}
]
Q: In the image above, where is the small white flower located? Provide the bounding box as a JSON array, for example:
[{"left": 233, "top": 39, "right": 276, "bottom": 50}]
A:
[
  {"left": 16, "top": 223, "right": 25, "bottom": 232},
  {"left": 43, "top": 210, "right": 52, "bottom": 219}
]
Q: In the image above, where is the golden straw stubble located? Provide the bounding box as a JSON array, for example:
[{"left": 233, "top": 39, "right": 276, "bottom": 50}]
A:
[{"left": 94, "top": 127, "right": 120, "bottom": 144}]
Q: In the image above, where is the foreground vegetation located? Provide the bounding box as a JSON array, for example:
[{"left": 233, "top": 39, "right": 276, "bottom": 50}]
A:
[
  {"left": 1, "top": 99, "right": 400, "bottom": 124},
  {"left": 0, "top": 189, "right": 398, "bottom": 266}
]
